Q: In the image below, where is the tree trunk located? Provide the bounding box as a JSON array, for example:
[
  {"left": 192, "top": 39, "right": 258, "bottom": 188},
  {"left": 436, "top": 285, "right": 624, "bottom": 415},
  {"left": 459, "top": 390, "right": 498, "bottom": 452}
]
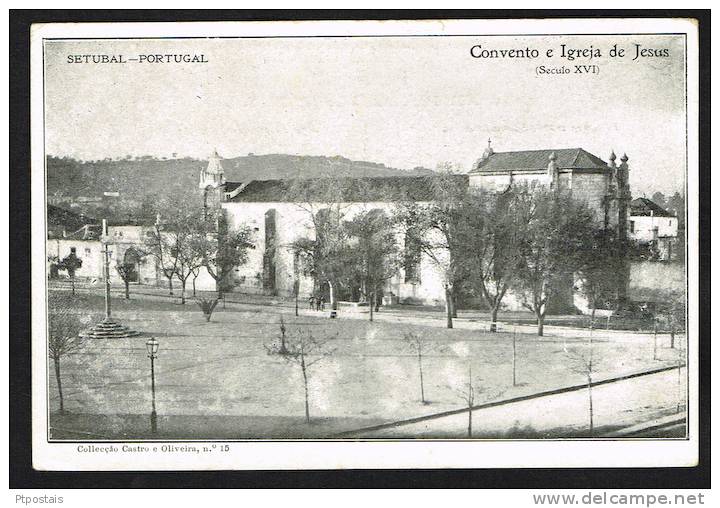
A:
[
  {"left": 490, "top": 304, "right": 499, "bottom": 333},
  {"left": 467, "top": 406, "right": 473, "bottom": 438},
  {"left": 192, "top": 276, "right": 197, "bottom": 297},
  {"left": 180, "top": 279, "right": 187, "bottom": 305},
  {"left": 124, "top": 280, "right": 130, "bottom": 299},
  {"left": 301, "top": 354, "right": 310, "bottom": 424},
  {"left": 418, "top": 351, "right": 425, "bottom": 404},
  {"left": 167, "top": 276, "right": 174, "bottom": 295},
  {"left": 54, "top": 356, "right": 64, "bottom": 414},
  {"left": 71, "top": 277, "right": 75, "bottom": 296},
  {"left": 295, "top": 281, "right": 299, "bottom": 317},
  {"left": 445, "top": 286, "right": 454, "bottom": 329},
  {"left": 369, "top": 291, "right": 374, "bottom": 322},
  {"left": 587, "top": 373, "right": 594, "bottom": 436},
  {"left": 653, "top": 320, "right": 659, "bottom": 360},
  {"left": 451, "top": 289, "right": 458, "bottom": 319},
  {"left": 536, "top": 309, "right": 544, "bottom": 337},
  {"left": 512, "top": 329, "right": 517, "bottom": 386},
  {"left": 670, "top": 325, "right": 676, "bottom": 349}
]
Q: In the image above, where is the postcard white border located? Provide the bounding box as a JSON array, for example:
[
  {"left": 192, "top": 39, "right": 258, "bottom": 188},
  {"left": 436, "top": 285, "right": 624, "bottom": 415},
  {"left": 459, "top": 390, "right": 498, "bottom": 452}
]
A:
[{"left": 30, "top": 18, "right": 700, "bottom": 471}]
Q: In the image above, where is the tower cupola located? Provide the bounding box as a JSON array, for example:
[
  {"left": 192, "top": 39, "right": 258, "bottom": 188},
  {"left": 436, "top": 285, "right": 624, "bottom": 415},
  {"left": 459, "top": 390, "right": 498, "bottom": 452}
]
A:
[{"left": 199, "top": 149, "right": 226, "bottom": 189}]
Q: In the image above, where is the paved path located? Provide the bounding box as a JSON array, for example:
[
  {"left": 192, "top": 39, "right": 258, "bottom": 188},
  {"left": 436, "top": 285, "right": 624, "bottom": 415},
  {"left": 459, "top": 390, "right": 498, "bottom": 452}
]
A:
[{"left": 338, "top": 366, "right": 687, "bottom": 439}]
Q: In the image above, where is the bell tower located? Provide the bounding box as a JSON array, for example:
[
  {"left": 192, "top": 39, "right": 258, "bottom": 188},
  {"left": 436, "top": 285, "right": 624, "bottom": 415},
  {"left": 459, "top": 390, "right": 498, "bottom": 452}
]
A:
[
  {"left": 199, "top": 149, "right": 226, "bottom": 211},
  {"left": 199, "top": 149, "right": 226, "bottom": 190}
]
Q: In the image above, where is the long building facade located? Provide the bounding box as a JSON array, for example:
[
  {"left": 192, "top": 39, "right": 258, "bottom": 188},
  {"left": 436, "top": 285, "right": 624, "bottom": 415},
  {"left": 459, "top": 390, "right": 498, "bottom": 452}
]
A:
[{"left": 199, "top": 142, "right": 631, "bottom": 312}]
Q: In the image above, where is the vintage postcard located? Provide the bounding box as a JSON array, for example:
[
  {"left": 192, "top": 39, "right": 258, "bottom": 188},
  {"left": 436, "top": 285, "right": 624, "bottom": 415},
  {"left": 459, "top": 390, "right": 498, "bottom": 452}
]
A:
[{"left": 30, "top": 18, "right": 700, "bottom": 470}]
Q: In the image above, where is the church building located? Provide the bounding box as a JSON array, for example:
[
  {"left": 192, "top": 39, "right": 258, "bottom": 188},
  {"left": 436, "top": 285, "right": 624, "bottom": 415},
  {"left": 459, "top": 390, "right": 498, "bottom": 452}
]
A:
[{"left": 199, "top": 141, "right": 631, "bottom": 312}]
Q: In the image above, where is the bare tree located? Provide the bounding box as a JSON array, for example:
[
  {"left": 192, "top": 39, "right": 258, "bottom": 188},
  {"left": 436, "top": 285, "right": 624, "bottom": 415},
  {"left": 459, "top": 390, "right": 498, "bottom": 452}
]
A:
[
  {"left": 450, "top": 365, "right": 487, "bottom": 438},
  {"left": 563, "top": 331, "right": 598, "bottom": 436},
  {"left": 657, "top": 290, "right": 685, "bottom": 349},
  {"left": 402, "top": 330, "right": 443, "bottom": 405},
  {"left": 48, "top": 294, "right": 96, "bottom": 413},
  {"left": 196, "top": 297, "right": 219, "bottom": 322},
  {"left": 278, "top": 314, "right": 288, "bottom": 355},
  {"left": 265, "top": 328, "right": 335, "bottom": 424}
]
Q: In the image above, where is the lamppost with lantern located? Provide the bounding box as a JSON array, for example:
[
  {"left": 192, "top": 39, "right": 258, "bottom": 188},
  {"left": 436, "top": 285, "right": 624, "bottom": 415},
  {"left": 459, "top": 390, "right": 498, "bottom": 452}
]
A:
[{"left": 146, "top": 337, "right": 159, "bottom": 434}]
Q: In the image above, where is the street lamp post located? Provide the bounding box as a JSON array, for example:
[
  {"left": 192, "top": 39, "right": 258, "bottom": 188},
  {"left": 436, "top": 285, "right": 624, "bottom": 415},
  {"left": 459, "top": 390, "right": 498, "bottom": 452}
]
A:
[{"left": 146, "top": 337, "right": 159, "bottom": 434}]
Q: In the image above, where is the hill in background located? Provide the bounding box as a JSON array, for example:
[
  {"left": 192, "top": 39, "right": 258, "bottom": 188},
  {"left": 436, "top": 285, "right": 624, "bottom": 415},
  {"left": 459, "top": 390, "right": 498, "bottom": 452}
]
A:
[{"left": 46, "top": 153, "right": 434, "bottom": 204}]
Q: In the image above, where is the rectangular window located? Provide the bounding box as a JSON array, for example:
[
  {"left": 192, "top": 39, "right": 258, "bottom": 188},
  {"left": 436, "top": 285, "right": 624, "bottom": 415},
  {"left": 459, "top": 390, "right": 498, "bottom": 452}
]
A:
[{"left": 629, "top": 221, "right": 635, "bottom": 233}]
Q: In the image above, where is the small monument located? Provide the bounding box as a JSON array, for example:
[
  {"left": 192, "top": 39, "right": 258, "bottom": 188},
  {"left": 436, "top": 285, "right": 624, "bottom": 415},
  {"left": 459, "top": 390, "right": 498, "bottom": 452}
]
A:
[{"left": 81, "top": 219, "right": 140, "bottom": 338}]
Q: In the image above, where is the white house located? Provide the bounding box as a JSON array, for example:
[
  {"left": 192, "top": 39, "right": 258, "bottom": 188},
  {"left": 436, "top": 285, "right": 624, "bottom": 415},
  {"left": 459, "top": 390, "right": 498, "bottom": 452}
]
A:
[{"left": 628, "top": 197, "right": 679, "bottom": 261}]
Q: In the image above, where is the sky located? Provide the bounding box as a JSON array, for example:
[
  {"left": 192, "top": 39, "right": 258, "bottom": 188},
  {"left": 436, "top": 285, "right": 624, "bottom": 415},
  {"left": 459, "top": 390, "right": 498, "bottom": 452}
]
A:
[{"left": 44, "top": 34, "right": 687, "bottom": 195}]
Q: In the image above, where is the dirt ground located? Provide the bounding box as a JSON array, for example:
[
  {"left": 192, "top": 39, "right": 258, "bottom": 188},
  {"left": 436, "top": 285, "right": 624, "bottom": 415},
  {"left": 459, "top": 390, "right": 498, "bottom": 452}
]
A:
[{"left": 46, "top": 289, "right": 684, "bottom": 439}]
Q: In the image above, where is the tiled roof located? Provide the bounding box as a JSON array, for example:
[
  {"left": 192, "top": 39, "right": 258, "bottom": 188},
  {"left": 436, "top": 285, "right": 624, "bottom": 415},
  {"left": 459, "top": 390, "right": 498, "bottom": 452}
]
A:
[
  {"left": 224, "top": 175, "right": 469, "bottom": 203},
  {"left": 469, "top": 148, "right": 608, "bottom": 173},
  {"left": 630, "top": 198, "right": 675, "bottom": 218}
]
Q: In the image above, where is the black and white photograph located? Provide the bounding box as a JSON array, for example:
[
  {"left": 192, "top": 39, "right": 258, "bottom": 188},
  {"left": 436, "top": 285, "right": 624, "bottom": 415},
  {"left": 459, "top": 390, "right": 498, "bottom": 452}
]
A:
[{"left": 25, "top": 16, "right": 702, "bottom": 472}]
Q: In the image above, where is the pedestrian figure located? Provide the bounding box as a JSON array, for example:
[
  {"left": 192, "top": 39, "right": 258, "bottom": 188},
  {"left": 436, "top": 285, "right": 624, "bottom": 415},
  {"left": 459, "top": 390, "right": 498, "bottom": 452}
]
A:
[
  {"left": 309, "top": 295, "right": 315, "bottom": 310},
  {"left": 316, "top": 296, "right": 322, "bottom": 311},
  {"left": 320, "top": 295, "right": 326, "bottom": 311}
]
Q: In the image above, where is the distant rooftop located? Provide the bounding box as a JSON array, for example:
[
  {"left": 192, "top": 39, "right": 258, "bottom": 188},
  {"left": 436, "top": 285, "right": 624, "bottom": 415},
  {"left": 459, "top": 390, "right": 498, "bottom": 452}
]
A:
[
  {"left": 630, "top": 198, "right": 676, "bottom": 218},
  {"left": 470, "top": 148, "right": 608, "bottom": 173}
]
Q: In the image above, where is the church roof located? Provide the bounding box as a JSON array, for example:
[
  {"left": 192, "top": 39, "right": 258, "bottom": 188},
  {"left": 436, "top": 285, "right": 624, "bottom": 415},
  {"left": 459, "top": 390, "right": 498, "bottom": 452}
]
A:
[
  {"left": 630, "top": 198, "right": 675, "bottom": 217},
  {"left": 469, "top": 148, "right": 608, "bottom": 173},
  {"left": 224, "top": 175, "right": 469, "bottom": 203}
]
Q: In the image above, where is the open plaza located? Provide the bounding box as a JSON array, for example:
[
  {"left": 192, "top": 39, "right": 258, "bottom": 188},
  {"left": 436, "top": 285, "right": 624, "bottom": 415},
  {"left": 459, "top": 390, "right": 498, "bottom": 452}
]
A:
[{"left": 47, "top": 283, "right": 686, "bottom": 440}]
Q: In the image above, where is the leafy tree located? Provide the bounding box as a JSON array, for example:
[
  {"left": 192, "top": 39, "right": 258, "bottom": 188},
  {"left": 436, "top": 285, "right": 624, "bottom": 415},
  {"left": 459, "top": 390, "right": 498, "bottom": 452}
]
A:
[
  {"left": 60, "top": 252, "right": 83, "bottom": 295},
  {"left": 576, "top": 230, "right": 630, "bottom": 321},
  {"left": 651, "top": 191, "right": 668, "bottom": 210},
  {"left": 265, "top": 328, "right": 335, "bottom": 424},
  {"left": 115, "top": 262, "right": 136, "bottom": 299},
  {"left": 457, "top": 188, "right": 523, "bottom": 332},
  {"left": 397, "top": 173, "right": 468, "bottom": 328},
  {"left": 512, "top": 185, "right": 597, "bottom": 336},
  {"left": 344, "top": 209, "right": 401, "bottom": 321},
  {"left": 144, "top": 210, "right": 181, "bottom": 295},
  {"left": 197, "top": 210, "right": 254, "bottom": 298},
  {"left": 285, "top": 178, "right": 357, "bottom": 311}
]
